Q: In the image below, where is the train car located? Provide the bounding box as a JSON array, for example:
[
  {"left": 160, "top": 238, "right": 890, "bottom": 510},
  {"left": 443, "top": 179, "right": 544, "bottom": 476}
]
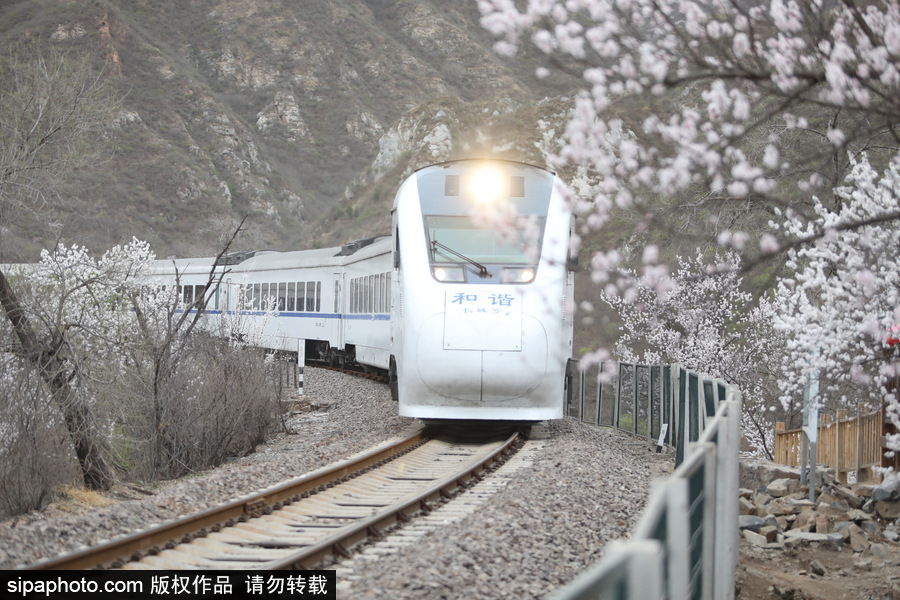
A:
[
  {"left": 391, "top": 159, "right": 575, "bottom": 421},
  {"left": 148, "top": 236, "right": 393, "bottom": 370}
]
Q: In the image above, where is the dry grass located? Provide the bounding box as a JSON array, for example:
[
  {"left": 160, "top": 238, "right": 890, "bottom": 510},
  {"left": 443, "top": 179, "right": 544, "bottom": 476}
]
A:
[{"left": 54, "top": 485, "right": 117, "bottom": 513}]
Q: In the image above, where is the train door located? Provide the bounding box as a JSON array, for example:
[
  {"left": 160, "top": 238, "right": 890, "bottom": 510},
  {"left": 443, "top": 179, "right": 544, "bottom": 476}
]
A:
[
  {"left": 330, "top": 272, "right": 344, "bottom": 351},
  {"left": 221, "top": 278, "right": 231, "bottom": 312}
]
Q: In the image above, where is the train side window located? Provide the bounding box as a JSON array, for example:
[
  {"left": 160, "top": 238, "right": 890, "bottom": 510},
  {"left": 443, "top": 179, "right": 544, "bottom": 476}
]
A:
[
  {"left": 286, "top": 282, "right": 295, "bottom": 311},
  {"left": 394, "top": 227, "right": 400, "bottom": 269},
  {"left": 350, "top": 279, "right": 357, "bottom": 313},
  {"left": 252, "top": 283, "right": 260, "bottom": 310},
  {"left": 375, "top": 274, "right": 381, "bottom": 313},
  {"left": 298, "top": 282, "right": 307, "bottom": 312},
  {"left": 385, "top": 272, "right": 391, "bottom": 311},
  {"left": 194, "top": 285, "right": 206, "bottom": 307},
  {"left": 278, "top": 283, "right": 287, "bottom": 311},
  {"left": 182, "top": 285, "right": 192, "bottom": 305},
  {"left": 315, "top": 282, "right": 321, "bottom": 312}
]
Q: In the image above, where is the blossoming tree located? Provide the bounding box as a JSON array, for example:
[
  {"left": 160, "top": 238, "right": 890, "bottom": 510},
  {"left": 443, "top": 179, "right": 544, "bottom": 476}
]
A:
[{"left": 477, "top": 0, "right": 900, "bottom": 451}]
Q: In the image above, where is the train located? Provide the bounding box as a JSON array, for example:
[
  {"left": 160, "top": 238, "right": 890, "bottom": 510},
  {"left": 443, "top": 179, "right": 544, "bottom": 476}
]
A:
[{"left": 150, "top": 159, "right": 575, "bottom": 422}]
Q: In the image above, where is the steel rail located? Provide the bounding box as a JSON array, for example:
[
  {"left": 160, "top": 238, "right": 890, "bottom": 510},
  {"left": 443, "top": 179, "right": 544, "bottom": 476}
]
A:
[
  {"left": 265, "top": 429, "right": 522, "bottom": 570},
  {"left": 26, "top": 430, "right": 427, "bottom": 570}
]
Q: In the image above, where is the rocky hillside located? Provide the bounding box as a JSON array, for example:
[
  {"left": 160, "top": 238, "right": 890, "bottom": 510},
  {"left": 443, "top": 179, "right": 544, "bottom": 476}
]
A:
[{"left": 0, "top": 0, "right": 579, "bottom": 261}]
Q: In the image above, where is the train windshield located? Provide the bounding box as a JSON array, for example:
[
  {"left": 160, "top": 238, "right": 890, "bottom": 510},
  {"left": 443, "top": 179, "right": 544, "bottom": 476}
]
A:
[
  {"left": 425, "top": 215, "right": 544, "bottom": 266},
  {"left": 416, "top": 162, "right": 555, "bottom": 283}
]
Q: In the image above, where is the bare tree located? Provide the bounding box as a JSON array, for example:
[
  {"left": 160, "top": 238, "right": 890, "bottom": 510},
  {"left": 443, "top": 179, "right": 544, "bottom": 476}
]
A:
[{"left": 0, "top": 44, "right": 122, "bottom": 490}]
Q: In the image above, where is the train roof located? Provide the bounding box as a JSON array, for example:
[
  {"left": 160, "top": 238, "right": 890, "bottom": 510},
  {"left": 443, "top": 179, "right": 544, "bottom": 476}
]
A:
[{"left": 149, "top": 235, "right": 391, "bottom": 276}]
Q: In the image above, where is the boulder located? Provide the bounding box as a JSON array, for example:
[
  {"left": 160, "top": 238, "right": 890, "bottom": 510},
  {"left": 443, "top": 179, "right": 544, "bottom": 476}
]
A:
[{"left": 874, "top": 499, "right": 900, "bottom": 520}]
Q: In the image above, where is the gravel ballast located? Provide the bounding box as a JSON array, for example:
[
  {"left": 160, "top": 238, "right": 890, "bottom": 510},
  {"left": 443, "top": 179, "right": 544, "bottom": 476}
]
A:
[{"left": 0, "top": 368, "right": 670, "bottom": 599}]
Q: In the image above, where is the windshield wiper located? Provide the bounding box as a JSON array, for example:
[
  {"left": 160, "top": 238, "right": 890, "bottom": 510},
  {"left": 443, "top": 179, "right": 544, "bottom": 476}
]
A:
[{"left": 431, "top": 239, "right": 489, "bottom": 278}]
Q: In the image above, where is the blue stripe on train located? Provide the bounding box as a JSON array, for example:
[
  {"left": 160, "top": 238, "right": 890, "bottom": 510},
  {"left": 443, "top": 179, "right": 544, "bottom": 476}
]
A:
[{"left": 203, "top": 310, "right": 390, "bottom": 321}]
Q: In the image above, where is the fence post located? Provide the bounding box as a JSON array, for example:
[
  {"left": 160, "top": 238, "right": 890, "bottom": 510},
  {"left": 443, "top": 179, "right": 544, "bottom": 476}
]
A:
[
  {"left": 715, "top": 397, "right": 740, "bottom": 600},
  {"left": 297, "top": 339, "right": 305, "bottom": 396},
  {"left": 580, "top": 369, "right": 586, "bottom": 422},
  {"left": 836, "top": 409, "right": 847, "bottom": 484},
  {"left": 856, "top": 403, "right": 863, "bottom": 481},
  {"left": 614, "top": 363, "right": 623, "bottom": 430},
  {"left": 775, "top": 422, "right": 785, "bottom": 464},
  {"left": 633, "top": 363, "right": 639, "bottom": 436}
]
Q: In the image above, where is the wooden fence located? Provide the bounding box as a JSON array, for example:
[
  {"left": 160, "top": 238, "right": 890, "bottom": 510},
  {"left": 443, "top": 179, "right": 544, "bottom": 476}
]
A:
[{"left": 773, "top": 407, "right": 886, "bottom": 484}]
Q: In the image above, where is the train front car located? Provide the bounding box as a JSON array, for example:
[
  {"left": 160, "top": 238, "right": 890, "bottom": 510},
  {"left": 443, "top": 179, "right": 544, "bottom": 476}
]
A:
[{"left": 392, "top": 160, "right": 574, "bottom": 422}]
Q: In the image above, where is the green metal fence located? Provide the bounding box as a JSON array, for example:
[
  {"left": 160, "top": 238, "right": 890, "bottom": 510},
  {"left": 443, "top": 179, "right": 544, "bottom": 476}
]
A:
[{"left": 560, "top": 362, "right": 742, "bottom": 600}]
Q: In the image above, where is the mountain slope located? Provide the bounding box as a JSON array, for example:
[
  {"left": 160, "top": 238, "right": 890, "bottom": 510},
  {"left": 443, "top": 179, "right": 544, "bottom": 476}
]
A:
[{"left": 0, "top": 0, "right": 577, "bottom": 260}]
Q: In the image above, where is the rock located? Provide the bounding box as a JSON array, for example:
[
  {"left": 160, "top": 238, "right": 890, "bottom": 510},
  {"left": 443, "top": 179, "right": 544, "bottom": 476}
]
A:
[
  {"left": 872, "top": 472, "right": 900, "bottom": 502},
  {"left": 767, "top": 478, "right": 797, "bottom": 498},
  {"left": 793, "top": 509, "right": 817, "bottom": 532},
  {"left": 754, "top": 492, "right": 770, "bottom": 509},
  {"left": 739, "top": 496, "right": 757, "bottom": 516},
  {"left": 860, "top": 520, "right": 881, "bottom": 540},
  {"left": 743, "top": 529, "right": 770, "bottom": 547},
  {"left": 855, "top": 483, "right": 878, "bottom": 498},
  {"left": 739, "top": 515, "right": 766, "bottom": 532},
  {"left": 767, "top": 499, "right": 794, "bottom": 517},
  {"left": 875, "top": 500, "right": 900, "bottom": 520},
  {"left": 817, "top": 491, "right": 840, "bottom": 505},
  {"left": 848, "top": 525, "right": 871, "bottom": 553},
  {"left": 832, "top": 522, "right": 852, "bottom": 542},
  {"left": 815, "top": 513, "right": 830, "bottom": 534},
  {"left": 831, "top": 485, "right": 864, "bottom": 509},
  {"left": 854, "top": 557, "right": 873, "bottom": 571},
  {"left": 760, "top": 525, "right": 779, "bottom": 543},
  {"left": 845, "top": 509, "right": 874, "bottom": 522},
  {"left": 787, "top": 498, "right": 816, "bottom": 513},
  {"left": 783, "top": 530, "right": 844, "bottom": 549},
  {"left": 810, "top": 559, "right": 827, "bottom": 576}
]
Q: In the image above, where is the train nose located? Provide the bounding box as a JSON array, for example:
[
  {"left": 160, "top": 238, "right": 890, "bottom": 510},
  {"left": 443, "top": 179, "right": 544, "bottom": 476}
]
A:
[{"left": 415, "top": 312, "right": 548, "bottom": 402}]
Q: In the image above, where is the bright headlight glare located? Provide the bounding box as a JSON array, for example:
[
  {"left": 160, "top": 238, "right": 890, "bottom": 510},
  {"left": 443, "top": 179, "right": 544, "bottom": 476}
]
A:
[
  {"left": 501, "top": 267, "right": 535, "bottom": 283},
  {"left": 433, "top": 266, "right": 465, "bottom": 282},
  {"left": 468, "top": 166, "right": 505, "bottom": 205}
]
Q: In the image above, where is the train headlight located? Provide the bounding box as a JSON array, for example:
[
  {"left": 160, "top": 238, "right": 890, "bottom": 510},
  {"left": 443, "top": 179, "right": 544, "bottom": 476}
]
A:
[
  {"left": 433, "top": 266, "right": 465, "bottom": 282},
  {"left": 468, "top": 166, "right": 505, "bottom": 205},
  {"left": 501, "top": 267, "right": 535, "bottom": 283}
]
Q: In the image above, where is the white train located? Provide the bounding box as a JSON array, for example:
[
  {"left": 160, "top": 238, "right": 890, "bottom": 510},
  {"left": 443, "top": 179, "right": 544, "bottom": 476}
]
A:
[{"left": 151, "top": 159, "right": 575, "bottom": 422}]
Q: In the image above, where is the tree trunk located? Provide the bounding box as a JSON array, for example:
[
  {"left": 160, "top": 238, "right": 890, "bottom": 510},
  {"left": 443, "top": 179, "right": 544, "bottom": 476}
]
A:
[{"left": 0, "top": 269, "right": 114, "bottom": 490}]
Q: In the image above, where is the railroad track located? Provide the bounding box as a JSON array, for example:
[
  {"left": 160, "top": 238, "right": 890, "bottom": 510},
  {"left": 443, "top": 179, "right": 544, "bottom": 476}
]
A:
[{"left": 27, "top": 427, "right": 524, "bottom": 571}]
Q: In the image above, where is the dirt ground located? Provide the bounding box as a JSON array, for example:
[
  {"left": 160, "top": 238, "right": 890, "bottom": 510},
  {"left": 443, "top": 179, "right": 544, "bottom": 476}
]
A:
[{"left": 736, "top": 537, "right": 900, "bottom": 599}]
